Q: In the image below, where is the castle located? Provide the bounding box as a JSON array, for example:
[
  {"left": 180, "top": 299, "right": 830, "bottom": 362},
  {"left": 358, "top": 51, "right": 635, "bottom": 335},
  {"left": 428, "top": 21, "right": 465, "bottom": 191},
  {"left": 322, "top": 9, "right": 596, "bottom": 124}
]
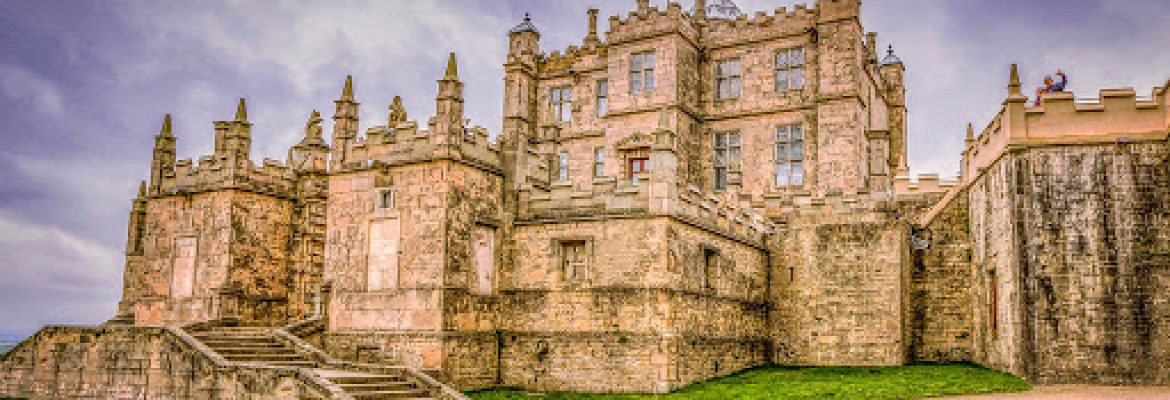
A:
[{"left": 2, "top": 0, "right": 1168, "bottom": 398}]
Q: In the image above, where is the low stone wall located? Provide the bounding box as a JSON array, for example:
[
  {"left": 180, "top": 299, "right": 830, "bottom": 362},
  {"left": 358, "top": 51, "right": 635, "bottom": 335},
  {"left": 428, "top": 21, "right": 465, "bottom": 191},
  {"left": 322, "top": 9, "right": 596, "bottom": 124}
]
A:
[{"left": 0, "top": 326, "right": 331, "bottom": 399}]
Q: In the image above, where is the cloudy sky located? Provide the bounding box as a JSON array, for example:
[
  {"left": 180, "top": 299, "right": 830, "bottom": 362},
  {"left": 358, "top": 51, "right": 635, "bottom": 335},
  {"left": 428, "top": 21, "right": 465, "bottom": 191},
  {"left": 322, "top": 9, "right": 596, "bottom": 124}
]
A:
[{"left": 0, "top": 0, "right": 1167, "bottom": 334}]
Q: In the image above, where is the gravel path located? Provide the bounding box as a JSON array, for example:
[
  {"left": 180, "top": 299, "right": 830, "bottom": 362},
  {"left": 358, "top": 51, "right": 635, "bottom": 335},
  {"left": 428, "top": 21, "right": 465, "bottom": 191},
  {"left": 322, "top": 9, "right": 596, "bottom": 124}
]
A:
[{"left": 939, "top": 385, "right": 1170, "bottom": 399}]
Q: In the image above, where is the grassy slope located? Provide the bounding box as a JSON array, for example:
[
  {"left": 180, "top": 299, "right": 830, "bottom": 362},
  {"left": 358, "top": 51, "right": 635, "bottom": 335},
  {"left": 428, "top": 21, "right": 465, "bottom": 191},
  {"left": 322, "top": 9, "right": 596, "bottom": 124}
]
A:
[{"left": 468, "top": 364, "right": 1031, "bottom": 400}]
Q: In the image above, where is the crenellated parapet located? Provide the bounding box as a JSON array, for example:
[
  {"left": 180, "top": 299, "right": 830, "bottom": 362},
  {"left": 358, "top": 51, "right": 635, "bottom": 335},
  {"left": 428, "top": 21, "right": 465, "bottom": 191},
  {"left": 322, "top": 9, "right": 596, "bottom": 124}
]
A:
[
  {"left": 166, "top": 155, "right": 297, "bottom": 198},
  {"left": 605, "top": 2, "right": 699, "bottom": 48},
  {"left": 701, "top": 4, "right": 816, "bottom": 50},
  {"left": 963, "top": 67, "right": 1169, "bottom": 184},
  {"left": 344, "top": 119, "right": 503, "bottom": 175}
]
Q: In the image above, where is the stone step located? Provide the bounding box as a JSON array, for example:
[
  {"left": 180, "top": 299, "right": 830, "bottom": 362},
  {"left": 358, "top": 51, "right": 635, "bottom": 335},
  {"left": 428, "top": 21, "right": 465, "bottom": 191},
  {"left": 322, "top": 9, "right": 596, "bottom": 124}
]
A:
[
  {"left": 212, "top": 346, "right": 297, "bottom": 355},
  {"left": 222, "top": 353, "right": 309, "bottom": 362},
  {"left": 193, "top": 333, "right": 274, "bottom": 340},
  {"left": 336, "top": 382, "right": 417, "bottom": 392},
  {"left": 196, "top": 338, "right": 283, "bottom": 346},
  {"left": 326, "top": 375, "right": 406, "bottom": 385},
  {"left": 264, "top": 360, "right": 319, "bottom": 368},
  {"left": 346, "top": 389, "right": 432, "bottom": 399}
]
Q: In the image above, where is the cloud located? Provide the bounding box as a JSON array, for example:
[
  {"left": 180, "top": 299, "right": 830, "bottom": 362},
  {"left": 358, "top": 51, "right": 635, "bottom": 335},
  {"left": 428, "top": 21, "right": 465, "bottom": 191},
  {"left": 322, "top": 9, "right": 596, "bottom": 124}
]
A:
[
  {"left": 0, "top": 64, "right": 65, "bottom": 117},
  {"left": 0, "top": 210, "right": 121, "bottom": 329}
]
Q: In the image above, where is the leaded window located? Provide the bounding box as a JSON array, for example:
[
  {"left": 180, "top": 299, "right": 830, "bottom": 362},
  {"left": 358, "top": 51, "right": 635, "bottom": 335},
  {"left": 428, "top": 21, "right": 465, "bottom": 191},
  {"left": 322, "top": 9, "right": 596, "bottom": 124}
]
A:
[
  {"left": 550, "top": 86, "right": 572, "bottom": 122},
  {"left": 714, "top": 132, "right": 741, "bottom": 190},
  {"left": 775, "top": 48, "right": 804, "bottom": 92},
  {"left": 716, "top": 59, "right": 742, "bottom": 100},
  {"left": 775, "top": 125, "right": 804, "bottom": 187},
  {"left": 630, "top": 51, "right": 656, "bottom": 93}
]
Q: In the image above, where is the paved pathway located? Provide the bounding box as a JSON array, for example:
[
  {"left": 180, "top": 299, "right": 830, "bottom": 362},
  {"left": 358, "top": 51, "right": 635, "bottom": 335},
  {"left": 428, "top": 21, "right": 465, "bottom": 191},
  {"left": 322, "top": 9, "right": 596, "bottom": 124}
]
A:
[{"left": 940, "top": 385, "right": 1170, "bottom": 399}]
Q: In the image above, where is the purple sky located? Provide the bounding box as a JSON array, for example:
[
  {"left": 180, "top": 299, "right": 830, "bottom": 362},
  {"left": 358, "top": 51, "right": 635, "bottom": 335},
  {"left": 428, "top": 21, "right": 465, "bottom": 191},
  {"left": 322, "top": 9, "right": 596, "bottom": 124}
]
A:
[{"left": 0, "top": 0, "right": 1167, "bottom": 333}]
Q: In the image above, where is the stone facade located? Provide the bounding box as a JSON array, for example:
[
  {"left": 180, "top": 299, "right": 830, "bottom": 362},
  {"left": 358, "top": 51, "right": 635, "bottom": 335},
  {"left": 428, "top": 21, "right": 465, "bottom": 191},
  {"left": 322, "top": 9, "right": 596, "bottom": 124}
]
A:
[{"left": 3, "top": 0, "right": 1169, "bottom": 397}]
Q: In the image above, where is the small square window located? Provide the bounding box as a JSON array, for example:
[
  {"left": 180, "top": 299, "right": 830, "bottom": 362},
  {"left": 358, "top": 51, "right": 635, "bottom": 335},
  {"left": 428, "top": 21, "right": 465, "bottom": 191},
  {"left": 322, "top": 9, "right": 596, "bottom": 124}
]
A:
[{"left": 378, "top": 188, "right": 396, "bottom": 209}]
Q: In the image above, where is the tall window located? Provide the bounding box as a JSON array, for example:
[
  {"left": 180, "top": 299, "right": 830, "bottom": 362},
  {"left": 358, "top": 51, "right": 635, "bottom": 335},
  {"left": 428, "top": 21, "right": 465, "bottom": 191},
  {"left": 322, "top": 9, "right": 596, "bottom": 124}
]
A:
[
  {"left": 596, "top": 80, "right": 609, "bottom": 116},
  {"left": 716, "top": 59, "right": 742, "bottom": 100},
  {"left": 775, "top": 48, "right": 804, "bottom": 92},
  {"left": 630, "top": 51, "right": 656, "bottom": 93},
  {"left": 558, "top": 152, "right": 569, "bottom": 181},
  {"left": 561, "top": 240, "right": 589, "bottom": 283},
  {"left": 550, "top": 86, "right": 572, "bottom": 122},
  {"left": 593, "top": 148, "right": 605, "bottom": 177},
  {"left": 714, "top": 132, "right": 741, "bottom": 190},
  {"left": 774, "top": 125, "right": 804, "bottom": 187}
]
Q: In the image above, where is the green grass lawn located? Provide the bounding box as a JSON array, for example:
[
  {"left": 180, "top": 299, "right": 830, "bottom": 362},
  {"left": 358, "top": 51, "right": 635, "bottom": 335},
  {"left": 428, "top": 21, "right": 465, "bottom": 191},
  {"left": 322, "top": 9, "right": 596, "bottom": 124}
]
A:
[{"left": 467, "top": 364, "right": 1030, "bottom": 400}]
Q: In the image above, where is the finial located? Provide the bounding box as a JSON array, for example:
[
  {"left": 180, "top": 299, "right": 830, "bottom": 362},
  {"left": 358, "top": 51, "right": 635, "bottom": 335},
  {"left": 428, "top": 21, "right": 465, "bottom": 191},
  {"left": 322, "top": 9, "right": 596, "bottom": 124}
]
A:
[
  {"left": 965, "top": 123, "right": 975, "bottom": 142},
  {"left": 695, "top": 0, "right": 707, "bottom": 18},
  {"left": 444, "top": 52, "right": 459, "bottom": 80},
  {"left": 388, "top": 96, "right": 407, "bottom": 126},
  {"left": 887, "top": 44, "right": 894, "bottom": 56},
  {"left": 138, "top": 181, "right": 147, "bottom": 198},
  {"left": 160, "top": 114, "right": 173, "bottom": 136},
  {"left": 637, "top": 0, "right": 650, "bottom": 13},
  {"left": 234, "top": 98, "right": 248, "bottom": 121},
  {"left": 1008, "top": 64, "right": 1021, "bottom": 95},
  {"left": 341, "top": 75, "right": 354, "bottom": 101}
]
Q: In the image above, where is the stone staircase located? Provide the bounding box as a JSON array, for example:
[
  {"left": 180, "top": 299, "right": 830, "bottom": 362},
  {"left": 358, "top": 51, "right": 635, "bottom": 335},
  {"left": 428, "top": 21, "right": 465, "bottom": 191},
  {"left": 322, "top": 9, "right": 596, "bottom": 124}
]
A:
[{"left": 189, "top": 326, "right": 442, "bottom": 399}]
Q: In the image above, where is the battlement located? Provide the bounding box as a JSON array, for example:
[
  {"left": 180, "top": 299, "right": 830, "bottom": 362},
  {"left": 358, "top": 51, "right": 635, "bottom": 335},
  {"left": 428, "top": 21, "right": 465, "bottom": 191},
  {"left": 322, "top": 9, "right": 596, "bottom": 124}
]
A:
[
  {"left": 604, "top": 2, "right": 700, "bottom": 47},
  {"left": 165, "top": 155, "right": 296, "bottom": 198},
  {"left": 702, "top": 3, "right": 817, "bottom": 49},
  {"left": 963, "top": 80, "right": 1170, "bottom": 184},
  {"left": 336, "top": 117, "right": 502, "bottom": 175}
]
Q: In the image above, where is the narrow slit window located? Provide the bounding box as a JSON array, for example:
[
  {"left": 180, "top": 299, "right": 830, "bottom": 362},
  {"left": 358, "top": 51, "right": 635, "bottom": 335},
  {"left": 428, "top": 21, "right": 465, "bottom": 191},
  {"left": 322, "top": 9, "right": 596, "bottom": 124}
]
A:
[
  {"left": 596, "top": 80, "right": 609, "bottom": 116},
  {"left": 594, "top": 148, "right": 605, "bottom": 177},
  {"left": 703, "top": 248, "right": 718, "bottom": 289}
]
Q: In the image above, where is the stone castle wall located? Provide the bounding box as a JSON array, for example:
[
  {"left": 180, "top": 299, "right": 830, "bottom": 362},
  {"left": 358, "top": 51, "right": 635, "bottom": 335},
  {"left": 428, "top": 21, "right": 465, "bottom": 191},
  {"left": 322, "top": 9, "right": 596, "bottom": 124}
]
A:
[
  {"left": 970, "top": 142, "right": 1170, "bottom": 384},
  {"left": 120, "top": 190, "right": 295, "bottom": 327},
  {"left": 909, "top": 188, "right": 977, "bottom": 362},
  {"left": 770, "top": 208, "right": 911, "bottom": 366}
]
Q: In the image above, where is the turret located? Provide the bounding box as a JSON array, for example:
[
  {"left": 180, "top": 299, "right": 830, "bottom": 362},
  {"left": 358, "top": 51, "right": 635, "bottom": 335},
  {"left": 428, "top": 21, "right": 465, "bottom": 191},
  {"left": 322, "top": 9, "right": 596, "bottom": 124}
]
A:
[
  {"left": 213, "top": 98, "right": 253, "bottom": 164},
  {"left": 433, "top": 52, "right": 465, "bottom": 144},
  {"left": 504, "top": 13, "right": 542, "bottom": 193},
  {"left": 148, "top": 114, "right": 176, "bottom": 195},
  {"left": 880, "top": 45, "right": 907, "bottom": 182},
  {"left": 289, "top": 110, "right": 330, "bottom": 172},
  {"left": 330, "top": 76, "right": 360, "bottom": 170}
]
